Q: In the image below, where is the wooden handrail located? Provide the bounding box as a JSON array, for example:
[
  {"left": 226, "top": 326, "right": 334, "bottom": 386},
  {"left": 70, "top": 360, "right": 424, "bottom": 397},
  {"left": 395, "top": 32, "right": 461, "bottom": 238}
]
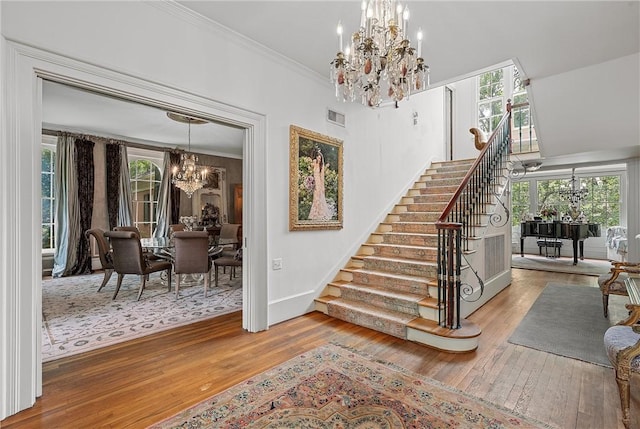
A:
[{"left": 437, "top": 100, "right": 512, "bottom": 226}]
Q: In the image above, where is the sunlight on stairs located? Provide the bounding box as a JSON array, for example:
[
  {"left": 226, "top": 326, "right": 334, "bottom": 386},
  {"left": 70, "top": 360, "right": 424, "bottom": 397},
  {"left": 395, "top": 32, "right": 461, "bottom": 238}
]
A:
[{"left": 315, "top": 159, "right": 481, "bottom": 352}]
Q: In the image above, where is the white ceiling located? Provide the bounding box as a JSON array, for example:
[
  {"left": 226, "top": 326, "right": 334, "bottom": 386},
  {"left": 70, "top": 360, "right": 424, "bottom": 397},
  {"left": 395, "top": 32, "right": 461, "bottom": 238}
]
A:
[{"left": 42, "top": 1, "right": 640, "bottom": 165}]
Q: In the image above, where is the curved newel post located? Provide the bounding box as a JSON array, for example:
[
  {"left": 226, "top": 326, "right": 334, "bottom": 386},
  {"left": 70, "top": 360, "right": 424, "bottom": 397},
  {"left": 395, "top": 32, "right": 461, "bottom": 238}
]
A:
[{"left": 437, "top": 222, "right": 463, "bottom": 329}]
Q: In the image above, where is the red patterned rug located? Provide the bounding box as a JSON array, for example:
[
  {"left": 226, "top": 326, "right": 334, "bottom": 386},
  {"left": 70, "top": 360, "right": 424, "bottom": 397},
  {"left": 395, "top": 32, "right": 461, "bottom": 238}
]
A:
[{"left": 150, "top": 344, "right": 551, "bottom": 428}]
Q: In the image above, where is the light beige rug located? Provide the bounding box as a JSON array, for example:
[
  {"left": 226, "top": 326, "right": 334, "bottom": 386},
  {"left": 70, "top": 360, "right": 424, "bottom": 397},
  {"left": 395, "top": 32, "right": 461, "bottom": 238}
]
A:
[
  {"left": 511, "top": 253, "right": 611, "bottom": 276},
  {"left": 42, "top": 271, "right": 242, "bottom": 362}
]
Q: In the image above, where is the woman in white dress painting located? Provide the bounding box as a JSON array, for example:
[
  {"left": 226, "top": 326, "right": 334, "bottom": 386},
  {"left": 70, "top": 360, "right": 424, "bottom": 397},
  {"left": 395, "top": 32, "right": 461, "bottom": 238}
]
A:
[{"left": 308, "top": 148, "right": 331, "bottom": 220}]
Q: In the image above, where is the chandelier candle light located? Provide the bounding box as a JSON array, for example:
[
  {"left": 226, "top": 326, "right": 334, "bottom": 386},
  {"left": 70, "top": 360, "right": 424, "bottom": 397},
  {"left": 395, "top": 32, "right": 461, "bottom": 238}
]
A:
[
  {"left": 168, "top": 112, "right": 208, "bottom": 198},
  {"left": 331, "top": 0, "right": 429, "bottom": 108}
]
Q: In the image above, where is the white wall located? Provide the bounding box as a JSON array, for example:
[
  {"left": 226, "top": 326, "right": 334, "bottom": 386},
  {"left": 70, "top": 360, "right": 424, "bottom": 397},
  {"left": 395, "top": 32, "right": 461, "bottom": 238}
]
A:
[
  {"left": 0, "top": 1, "right": 446, "bottom": 418},
  {"left": 447, "top": 77, "right": 479, "bottom": 160}
]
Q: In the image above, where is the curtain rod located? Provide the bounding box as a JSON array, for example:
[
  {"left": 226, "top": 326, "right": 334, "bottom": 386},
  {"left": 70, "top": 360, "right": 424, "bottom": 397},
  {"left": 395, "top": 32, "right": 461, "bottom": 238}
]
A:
[{"left": 42, "top": 128, "right": 178, "bottom": 154}]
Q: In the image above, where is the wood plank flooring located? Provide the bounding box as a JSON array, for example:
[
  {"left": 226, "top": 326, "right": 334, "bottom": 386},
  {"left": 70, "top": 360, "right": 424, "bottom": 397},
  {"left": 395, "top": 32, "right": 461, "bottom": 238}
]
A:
[{"left": 2, "top": 268, "right": 638, "bottom": 428}]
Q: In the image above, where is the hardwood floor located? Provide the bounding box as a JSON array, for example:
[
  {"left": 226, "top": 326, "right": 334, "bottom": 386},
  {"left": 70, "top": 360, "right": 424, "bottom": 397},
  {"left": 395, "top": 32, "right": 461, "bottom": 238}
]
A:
[{"left": 2, "top": 268, "right": 638, "bottom": 428}]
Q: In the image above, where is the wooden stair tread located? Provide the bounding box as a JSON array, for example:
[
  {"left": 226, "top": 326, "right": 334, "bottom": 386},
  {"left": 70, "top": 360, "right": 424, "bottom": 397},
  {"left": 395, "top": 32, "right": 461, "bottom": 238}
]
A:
[
  {"left": 330, "top": 281, "right": 429, "bottom": 302},
  {"left": 365, "top": 242, "right": 436, "bottom": 251},
  {"left": 360, "top": 255, "right": 437, "bottom": 266},
  {"left": 327, "top": 299, "right": 417, "bottom": 324},
  {"left": 341, "top": 268, "right": 437, "bottom": 285},
  {"left": 407, "top": 318, "right": 481, "bottom": 339}
]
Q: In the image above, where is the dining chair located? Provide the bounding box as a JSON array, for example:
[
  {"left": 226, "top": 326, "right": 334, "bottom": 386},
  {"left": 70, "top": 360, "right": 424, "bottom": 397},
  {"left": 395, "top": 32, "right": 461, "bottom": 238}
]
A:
[
  {"left": 217, "top": 224, "right": 241, "bottom": 273},
  {"left": 213, "top": 249, "right": 242, "bottom": 287},
  {"left": 84, "top": 228, "right": 114, "bottom": 292},
  {"left": 114, "top": 225, "right": 164, "bottom": 261},
  {"left": 172, "top": 231, "right": 212, "bottom": 298},
  {"left": 104, "top": 230, "right": 172, "bottom": 300}
]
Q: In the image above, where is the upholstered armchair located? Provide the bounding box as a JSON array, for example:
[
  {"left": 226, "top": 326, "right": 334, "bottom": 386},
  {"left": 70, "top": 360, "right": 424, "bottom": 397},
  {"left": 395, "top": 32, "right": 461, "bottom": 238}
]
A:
[
  {"left": 598, "top": 261, "right": 640, "bottom": 317},
  {"left": 172, "top": 231, "right": 212, "bottom": 298},
  {"left": 604, "top": 317, "right": 640, "bottom": 428},
  {"left": 85, "top": 228, "right": 114, "bottom": 292},
  {"left": 103, "top": 230, "right": 172, "bottom": 300}
]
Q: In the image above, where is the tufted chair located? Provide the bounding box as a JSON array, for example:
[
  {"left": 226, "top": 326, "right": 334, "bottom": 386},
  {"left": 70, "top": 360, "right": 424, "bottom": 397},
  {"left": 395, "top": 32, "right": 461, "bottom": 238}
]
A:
[
  {"left": 604, "top": 314, "right": 640, "bottom": 428},
  {"left": 104, "top": 230, "right": 172, "bottom": 300},
  {"left": 598, "top": 261, "right": 640, "bottom": 317},
  {"left": 172, "top": 231, "right": 212, "bottom": 298},
  {"left": 85, "top": 228, "right": 114, "bottom": 292}
]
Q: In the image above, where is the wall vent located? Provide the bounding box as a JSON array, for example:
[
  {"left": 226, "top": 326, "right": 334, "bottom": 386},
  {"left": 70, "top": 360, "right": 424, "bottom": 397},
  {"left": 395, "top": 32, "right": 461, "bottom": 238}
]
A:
[
  {"left": 327, "top": 108, "right": 345, "bottom": 127},
  {"left": 484, "top": 234, "right": 505, "bottom": 280}
]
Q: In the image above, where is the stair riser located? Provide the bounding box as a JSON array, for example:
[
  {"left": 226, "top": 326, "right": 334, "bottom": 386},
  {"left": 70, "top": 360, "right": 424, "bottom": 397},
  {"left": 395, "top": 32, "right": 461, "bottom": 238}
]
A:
[
  {"left": 391, "top": 223, "right": 437, "bottom": 234},
  {"left": 420, "top": 178, "right": 465, "bottom": 187},
  {"left": 340, "top": 286, "right": 420, "bottom": 316},
  {"left": 363, "top": 258, "right": 438, "bottom": 278},
  {"left": 349, "top": 271, "right": 432, "bottom": 295},
  {"left": 411, "top": 194, "right": 452, "bottom": 203},
  {"left": 396, "top": 212, "right": 440, "bottom": 222},
  {"left": 326, "top": 302, "right": 408, "bottom": 339},
  {"left": 420, "top": 186, "right": 459, "bottom": 194},
  {"left": 381, "top": 234, "right": 439, "bottom": 247},
  {"left": 371, "top": 245, "right": 437, "bottom": 261},
  {"left": 404, "top": 203, "right": 447, "bottom": 212}
]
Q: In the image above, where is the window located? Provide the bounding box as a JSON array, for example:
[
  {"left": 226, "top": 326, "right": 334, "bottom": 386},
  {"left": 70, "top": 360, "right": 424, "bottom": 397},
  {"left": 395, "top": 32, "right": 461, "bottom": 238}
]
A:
[
  {"left": 42, "top": 144, "right": 56, "bottom": 250},
  {"left": 129, "top": 158, "right": 162, "bottom": 238},
  {"left": 580, "top": 175, "right": 621, "bottom": 228},
  {"left": 512, "top": 172, "right": 623, "bottom": 229},
  {"left": 477, "top": 69, "right": 504, "bottom": 135},
  {"left": 511, "top": 181, "right": 530, "bottom": 227}
]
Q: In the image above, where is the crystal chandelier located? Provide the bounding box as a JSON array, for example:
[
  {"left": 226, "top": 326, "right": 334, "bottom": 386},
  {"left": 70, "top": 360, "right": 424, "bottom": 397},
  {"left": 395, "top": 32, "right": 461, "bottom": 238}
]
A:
[
  {"left": 330, "top": 0, "right": 429, "bottom": 108},
  {"left": 168, "top": 113, "right": 208, "bottom": 198},
  {"left": 559, "top": 168, "right": 588, "bottom": 206}
]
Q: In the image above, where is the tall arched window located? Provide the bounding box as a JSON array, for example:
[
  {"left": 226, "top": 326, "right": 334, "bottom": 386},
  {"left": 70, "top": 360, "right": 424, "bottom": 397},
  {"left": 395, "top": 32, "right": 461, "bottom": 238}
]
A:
[{"left": 129, "top": 158, "right": 162, "bottom": 238}]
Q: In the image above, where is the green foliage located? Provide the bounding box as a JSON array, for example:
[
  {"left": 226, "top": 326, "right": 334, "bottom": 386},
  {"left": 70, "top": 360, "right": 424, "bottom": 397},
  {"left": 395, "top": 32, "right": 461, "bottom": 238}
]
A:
[{"left": 514, "top": 175, "right": 621, "bottom": 228}]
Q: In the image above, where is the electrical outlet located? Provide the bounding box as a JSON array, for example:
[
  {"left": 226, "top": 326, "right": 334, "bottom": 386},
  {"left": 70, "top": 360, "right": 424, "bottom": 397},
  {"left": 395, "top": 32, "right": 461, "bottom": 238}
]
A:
[{"left": 272, "top": 258, "right": 283, "bottom": 270}]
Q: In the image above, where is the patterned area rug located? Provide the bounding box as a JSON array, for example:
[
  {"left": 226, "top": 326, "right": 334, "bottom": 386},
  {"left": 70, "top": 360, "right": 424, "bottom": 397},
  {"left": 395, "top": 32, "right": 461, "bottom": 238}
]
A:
[
  {"left": 150, "top": 343, "right": 551, "bottom": 429},
  {"left": 42, "top": 271, "right": 242, "bottom": 362}
]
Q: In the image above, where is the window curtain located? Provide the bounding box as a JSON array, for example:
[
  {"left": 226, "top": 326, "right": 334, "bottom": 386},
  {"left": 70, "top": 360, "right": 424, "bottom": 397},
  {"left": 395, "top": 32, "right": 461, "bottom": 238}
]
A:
[
  {"left": 71, "top": 139, "right": 95, "bottom": 275},
  {"left": 105, "top": 143, "right": 121, "bottom": 230},
  {"left": 170, "top": 152, "right": 181, "bottom": 224},
  {"left": 153, "top": 152, "right": 173, "bottom": 238},
  {"left": 118, "top": 145, "right": 133, "bottom": 226},
  {"left": 53, "top": 137, "right": 95, "bottom": 277}
]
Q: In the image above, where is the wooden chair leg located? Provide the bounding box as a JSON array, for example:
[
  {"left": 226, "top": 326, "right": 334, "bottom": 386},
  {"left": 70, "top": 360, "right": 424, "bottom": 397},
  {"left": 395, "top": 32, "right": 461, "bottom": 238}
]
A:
[
  {"left": 204, "top": 271, "right": 210, "bottom": 298},
  {"left": 175, "top": 274, "right": 181, "bottom": 299},
  {"left": 615, "top": 375, "right": 631, "bottom": 428},
  {"left": 112, "top": 274, "right": 124, "bottom": 299},
  {"left": 603, "top": 293, "right": 610, "bottom": 318},
  {"left": 215, "top": 265, "right": 219, "bottom": 288},
  {"left": 98, "top": 269, "right": 114, "bottom": 292},
  {"left": 137, "top": 276, "right": 147, "bottom": 301}
]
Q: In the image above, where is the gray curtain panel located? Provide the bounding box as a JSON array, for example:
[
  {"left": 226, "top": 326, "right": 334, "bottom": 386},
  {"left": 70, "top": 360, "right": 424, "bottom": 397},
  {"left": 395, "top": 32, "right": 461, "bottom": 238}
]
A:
[
  {"left": 118, "top": 145, "right": 133, "bottom": 226},
  {"left": 153, "top": 151, "right": 172, "bottom": 238}
]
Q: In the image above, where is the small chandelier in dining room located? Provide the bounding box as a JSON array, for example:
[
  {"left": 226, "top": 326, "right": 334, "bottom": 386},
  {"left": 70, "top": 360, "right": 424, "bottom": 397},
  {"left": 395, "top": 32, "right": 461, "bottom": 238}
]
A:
[
  {"left": 330, "top": 0, "right": 429, "bottom": 108},
  {"left": 167, "top": 112, "right": 208, "bottom": 198}
]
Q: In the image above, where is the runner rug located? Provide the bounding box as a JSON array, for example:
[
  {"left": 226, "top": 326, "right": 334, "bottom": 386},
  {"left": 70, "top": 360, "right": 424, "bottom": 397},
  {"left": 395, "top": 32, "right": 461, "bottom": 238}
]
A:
[
  {"left": 42, "top": 271, "right": 242, "bottom": 362},
  {"left": 508, "top": 283, "right": 616, "bottom": 368},
  {"left": 150, "top": 343, "right": 551, "bottom": 429}
]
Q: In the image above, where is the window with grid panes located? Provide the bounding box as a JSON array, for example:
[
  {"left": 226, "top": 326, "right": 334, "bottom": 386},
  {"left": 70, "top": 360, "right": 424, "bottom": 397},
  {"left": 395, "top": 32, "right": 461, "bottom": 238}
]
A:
[
  {"left": 129, "top": 159, "right": 162, "bottom": 238},
  {"left": 477, "top": 69, "right": 504, "bottom": 135},
  {"left": 41, "top": 145, "right": 56, "bottom": 250}
]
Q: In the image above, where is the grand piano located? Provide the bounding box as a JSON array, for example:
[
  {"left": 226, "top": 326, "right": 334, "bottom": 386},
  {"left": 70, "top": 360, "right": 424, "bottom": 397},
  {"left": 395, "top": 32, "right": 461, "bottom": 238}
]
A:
[{"left": 520, "top": 220, "right": 601, "bottom": 265}]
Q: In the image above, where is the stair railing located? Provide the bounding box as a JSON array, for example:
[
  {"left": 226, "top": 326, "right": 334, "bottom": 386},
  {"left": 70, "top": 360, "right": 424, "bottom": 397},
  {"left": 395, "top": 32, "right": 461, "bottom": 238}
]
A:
[{"left": 436, "top": 100, "right": 512, "bottom": 329}]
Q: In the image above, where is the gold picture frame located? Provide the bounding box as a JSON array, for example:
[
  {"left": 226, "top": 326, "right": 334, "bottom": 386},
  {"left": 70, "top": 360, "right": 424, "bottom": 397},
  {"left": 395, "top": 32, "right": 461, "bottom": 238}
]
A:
[{"left": 289, "top": 125, "right": 343, "bottom": 231}]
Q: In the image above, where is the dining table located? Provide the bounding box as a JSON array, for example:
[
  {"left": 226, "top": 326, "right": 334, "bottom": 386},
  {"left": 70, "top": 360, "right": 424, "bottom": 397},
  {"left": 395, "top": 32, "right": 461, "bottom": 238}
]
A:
[{"left": 140, "top": 236, "right": 224, "bottom": 285}]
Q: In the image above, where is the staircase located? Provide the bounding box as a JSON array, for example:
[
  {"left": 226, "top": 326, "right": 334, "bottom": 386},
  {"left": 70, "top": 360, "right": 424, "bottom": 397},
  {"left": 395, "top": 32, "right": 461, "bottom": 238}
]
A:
[{"left": 315, "top": 159, "right": 482, "bottom": 352}]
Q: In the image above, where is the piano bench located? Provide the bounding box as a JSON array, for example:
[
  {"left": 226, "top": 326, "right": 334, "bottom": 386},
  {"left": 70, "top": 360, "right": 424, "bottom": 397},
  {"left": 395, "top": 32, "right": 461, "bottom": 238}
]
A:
[{"left": 537, "top": 239, "right": 562, "bottom": 258}]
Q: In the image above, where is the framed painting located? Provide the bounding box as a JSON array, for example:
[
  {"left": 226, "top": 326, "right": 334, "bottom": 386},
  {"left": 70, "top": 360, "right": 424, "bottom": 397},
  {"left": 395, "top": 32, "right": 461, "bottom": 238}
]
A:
[{"left": 289, "top": 125, "right": 343, "bottom": 231}]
